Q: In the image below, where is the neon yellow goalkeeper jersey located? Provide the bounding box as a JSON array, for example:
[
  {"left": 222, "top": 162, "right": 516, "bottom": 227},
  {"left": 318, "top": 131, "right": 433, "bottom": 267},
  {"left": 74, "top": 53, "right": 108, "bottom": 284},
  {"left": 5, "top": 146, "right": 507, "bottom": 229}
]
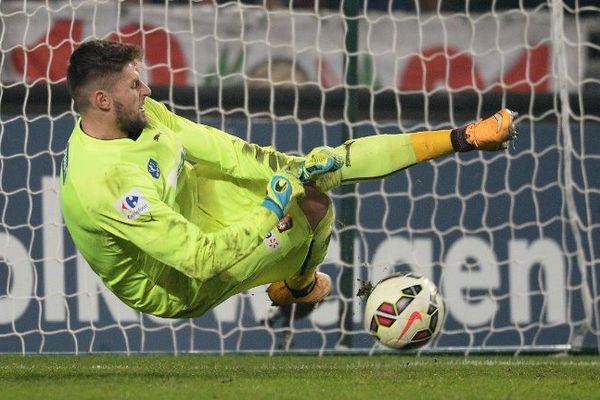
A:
[{"left": 60, "top": 98, "right": 298, "bottom": 318}]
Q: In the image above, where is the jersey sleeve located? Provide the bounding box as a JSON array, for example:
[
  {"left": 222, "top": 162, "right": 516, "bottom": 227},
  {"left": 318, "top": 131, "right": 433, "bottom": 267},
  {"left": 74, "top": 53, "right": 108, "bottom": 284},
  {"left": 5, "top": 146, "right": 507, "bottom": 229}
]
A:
[
  {"left": 95, "top": 161, "right": 279, "bottom": 282},
  {"left": 144, "top": 98, "right": 302, "bottom": 180}
]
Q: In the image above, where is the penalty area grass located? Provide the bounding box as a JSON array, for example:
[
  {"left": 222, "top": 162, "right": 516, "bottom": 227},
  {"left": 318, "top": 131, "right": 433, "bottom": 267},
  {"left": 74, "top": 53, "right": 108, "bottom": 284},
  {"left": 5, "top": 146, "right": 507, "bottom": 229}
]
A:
[{"left": 1, "top": 354, "right": 599, "bottom": 400}]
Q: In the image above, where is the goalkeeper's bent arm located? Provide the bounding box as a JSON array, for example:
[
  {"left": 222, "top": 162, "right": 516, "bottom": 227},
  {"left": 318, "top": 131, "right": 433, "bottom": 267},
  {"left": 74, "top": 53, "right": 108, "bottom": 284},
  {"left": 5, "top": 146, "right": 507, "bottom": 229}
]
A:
[{"left": 93, "top": 163, "right": 302, "bottom": 283}]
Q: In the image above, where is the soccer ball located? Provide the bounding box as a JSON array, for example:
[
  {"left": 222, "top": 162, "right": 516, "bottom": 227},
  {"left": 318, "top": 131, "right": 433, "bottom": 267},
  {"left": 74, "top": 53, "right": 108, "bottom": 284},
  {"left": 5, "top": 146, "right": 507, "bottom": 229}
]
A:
[{"left": 364, "top": 272, "right": 445, "bottom": 349}]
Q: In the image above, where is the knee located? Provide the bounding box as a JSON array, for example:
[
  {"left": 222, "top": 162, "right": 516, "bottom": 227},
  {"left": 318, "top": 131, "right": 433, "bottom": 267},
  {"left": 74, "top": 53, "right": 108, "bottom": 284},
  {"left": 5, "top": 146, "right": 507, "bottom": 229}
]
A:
[{"left": 298, "top": 184, "right": 331, "bottom": 231}]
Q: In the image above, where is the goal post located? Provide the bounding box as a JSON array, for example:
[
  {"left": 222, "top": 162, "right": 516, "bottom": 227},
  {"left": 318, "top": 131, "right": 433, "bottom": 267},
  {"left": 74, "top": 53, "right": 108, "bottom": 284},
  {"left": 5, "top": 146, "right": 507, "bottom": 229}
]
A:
[{"left": 1, "top": 0, "right": 599, "bottom": 354}]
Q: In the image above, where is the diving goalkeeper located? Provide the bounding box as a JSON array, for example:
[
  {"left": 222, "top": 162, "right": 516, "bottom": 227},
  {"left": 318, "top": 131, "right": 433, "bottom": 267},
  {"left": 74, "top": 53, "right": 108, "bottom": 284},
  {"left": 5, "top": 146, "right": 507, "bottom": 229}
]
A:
[{"left": 60, "top": 39, "right": 518, "bottom": 318}]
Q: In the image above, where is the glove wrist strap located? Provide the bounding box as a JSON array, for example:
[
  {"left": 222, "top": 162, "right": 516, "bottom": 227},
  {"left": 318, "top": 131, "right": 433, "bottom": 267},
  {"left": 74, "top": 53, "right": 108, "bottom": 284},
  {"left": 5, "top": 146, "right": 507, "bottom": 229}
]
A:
[{"left": 262, "top": 198, "right": 284, "bottom": 219}]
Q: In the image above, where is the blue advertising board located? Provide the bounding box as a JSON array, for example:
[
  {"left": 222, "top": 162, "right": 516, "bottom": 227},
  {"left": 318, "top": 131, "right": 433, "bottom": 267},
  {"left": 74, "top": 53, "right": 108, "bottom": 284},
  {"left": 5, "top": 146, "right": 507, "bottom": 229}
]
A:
[{"left": 0, "top": 114, "right": 598, "bottom": 353}]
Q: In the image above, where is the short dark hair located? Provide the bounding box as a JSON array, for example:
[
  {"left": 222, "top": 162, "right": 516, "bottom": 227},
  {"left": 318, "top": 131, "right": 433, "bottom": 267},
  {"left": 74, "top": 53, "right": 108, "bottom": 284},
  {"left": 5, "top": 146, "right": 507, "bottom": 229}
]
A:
[{"left": 66, "top": 39, "right": 143, "bottom": 112}]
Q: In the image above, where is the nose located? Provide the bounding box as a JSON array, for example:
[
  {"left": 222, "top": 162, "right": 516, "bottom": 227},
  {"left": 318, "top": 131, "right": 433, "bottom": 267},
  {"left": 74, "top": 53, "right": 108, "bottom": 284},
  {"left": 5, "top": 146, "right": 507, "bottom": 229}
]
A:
[{"left": 141, "top": 81, "right": 151, "bottom": 97}]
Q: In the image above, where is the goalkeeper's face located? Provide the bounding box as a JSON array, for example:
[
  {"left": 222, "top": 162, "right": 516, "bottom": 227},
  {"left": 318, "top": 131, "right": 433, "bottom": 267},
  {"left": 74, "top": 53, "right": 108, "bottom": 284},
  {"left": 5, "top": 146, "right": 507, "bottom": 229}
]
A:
[{"left": 111, "top": 61, "right": 151, "bottom": 141}]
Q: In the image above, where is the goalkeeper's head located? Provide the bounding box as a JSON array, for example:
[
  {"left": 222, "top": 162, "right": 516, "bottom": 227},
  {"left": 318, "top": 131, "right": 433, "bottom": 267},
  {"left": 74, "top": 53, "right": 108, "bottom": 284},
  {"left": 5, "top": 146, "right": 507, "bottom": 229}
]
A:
[{"left": 66, "top": 39, "right": 151, "bottom": 140}]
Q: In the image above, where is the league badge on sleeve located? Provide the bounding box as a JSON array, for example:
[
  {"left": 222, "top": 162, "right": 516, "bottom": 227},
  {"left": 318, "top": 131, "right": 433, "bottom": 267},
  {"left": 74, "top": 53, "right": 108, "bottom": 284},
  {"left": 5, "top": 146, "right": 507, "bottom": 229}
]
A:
[
  {"left": 115, "top": 189, "right": 151, "bottom": 221},
  {"left": 147, "top": 158, "right": 161, "bottom": 179}
]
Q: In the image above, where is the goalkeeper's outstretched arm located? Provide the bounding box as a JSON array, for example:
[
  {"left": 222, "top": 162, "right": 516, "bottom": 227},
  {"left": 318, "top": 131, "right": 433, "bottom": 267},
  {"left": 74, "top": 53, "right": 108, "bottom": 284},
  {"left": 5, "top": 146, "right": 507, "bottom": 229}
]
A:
[{"left": 144, "top": 98, "right": 302, "bottom": 182}]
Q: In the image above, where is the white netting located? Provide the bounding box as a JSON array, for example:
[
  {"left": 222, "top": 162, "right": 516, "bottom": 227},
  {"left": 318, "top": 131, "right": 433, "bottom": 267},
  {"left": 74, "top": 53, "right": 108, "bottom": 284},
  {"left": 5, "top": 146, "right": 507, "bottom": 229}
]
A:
[{"left": 0, "top": 0, "right": 599, "bottom": 354}]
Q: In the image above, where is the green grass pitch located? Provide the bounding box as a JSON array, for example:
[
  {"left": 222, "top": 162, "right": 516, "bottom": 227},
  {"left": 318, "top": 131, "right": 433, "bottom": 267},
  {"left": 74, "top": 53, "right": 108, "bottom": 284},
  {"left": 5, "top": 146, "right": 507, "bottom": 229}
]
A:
[{"left": 1, "top": 354, "right": 599, "bottom": 399}]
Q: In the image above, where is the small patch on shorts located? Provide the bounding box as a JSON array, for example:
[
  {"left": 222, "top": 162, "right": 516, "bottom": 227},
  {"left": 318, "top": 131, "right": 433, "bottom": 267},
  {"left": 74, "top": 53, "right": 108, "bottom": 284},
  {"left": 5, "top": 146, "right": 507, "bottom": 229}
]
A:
[
  {"left": 276, "top": 215, "right": 293, "bottom": 233},
  {"left": 264, "top": 231, "right": 280, "bottom": 251}
]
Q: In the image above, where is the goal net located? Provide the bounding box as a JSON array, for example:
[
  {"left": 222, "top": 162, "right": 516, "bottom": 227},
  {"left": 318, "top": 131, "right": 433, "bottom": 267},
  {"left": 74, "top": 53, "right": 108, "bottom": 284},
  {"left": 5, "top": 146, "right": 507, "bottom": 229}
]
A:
[{"left": 1, "top": 0, "right": 599, "bottom": 354}]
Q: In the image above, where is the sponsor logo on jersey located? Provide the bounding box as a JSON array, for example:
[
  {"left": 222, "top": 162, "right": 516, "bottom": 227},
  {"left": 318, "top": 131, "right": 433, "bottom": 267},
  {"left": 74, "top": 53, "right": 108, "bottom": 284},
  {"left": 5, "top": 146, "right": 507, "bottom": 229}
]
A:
[
  {"left": 147, "top": 158, "right": 160, "bottom": 179},
  {"left": 264, "top": 230, "right": 280, "bottom": 251},
  {"left": 115, "top": 189, "right": 150, "bottom": 221},
  {"left": 276, "top": 215, "right": 293, "bottom": 233}
]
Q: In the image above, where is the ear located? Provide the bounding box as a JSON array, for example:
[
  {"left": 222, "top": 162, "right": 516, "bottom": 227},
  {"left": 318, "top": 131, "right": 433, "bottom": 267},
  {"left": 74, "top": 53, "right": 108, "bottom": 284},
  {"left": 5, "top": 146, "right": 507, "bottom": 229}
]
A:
[{"left": 92, "top": 90, "right": 111, "bottom": 111}]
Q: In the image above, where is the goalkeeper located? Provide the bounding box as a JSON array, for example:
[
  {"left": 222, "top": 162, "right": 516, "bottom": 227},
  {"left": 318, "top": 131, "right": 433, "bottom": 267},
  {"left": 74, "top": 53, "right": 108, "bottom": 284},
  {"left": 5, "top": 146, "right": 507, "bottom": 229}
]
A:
[{"left": 60, "top": 39, "right": 518, "bottom": 318}]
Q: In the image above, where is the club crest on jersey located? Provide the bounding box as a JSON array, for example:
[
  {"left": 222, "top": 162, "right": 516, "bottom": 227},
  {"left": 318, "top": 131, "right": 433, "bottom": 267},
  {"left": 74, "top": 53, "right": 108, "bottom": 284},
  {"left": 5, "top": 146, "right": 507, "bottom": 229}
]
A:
[
  {"left": 276, "top": 215, "right": 293, "bottom": 233},
  {"left": 115, "top": 189, "right": 150, "bottom": 221},
  {"left": 147, "top": 158, "right": 160, "bottom": 179},
  {"left": 263, "top": 231, "right": 280, "bottom": 251}
]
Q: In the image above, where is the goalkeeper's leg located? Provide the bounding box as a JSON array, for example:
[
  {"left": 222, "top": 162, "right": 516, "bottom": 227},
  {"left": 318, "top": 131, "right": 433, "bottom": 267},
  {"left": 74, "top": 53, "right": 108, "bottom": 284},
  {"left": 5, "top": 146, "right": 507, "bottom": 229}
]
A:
[
  {"left": 314, "top": 108, "right": 518, "bottom": 191},
  {"left": 266, "top": 186, "right": 334, "bottom": 306},
  {"left": 266, "top": 109, "right": 517, "bottom": 305}
]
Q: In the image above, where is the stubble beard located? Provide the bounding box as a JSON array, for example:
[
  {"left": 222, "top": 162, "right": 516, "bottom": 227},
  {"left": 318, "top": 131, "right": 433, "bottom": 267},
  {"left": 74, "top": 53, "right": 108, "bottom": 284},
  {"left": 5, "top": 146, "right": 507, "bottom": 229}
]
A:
[{"left": 114, "top": 100, "right": 147, "bottom": 141}]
